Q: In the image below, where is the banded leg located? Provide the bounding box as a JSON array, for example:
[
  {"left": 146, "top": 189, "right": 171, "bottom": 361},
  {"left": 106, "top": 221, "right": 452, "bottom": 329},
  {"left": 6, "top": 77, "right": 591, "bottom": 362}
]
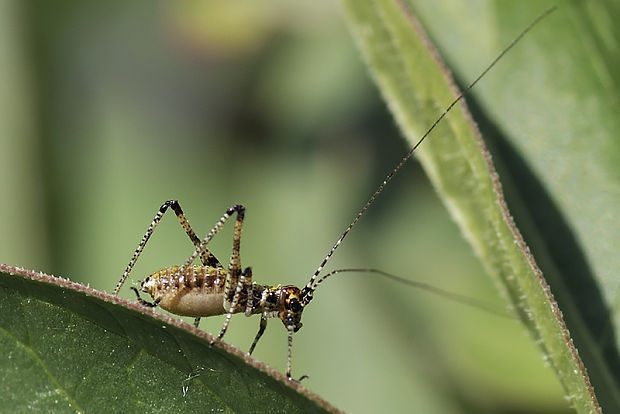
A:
[
  {"left": 245, "top": 281, "right": 257, "bottom": 317},
  {"left": 114, "top": 199, "right": 221, "bottom": 295},
  {"left": 286, "top": 323, "right": 294, "bottom": 379},
  {"left": 177, "top": 204, "right": 249, "bottom": 338},
  {"left": 284, "top": 322, "right": 307, "bottom": 381},
  {"left": 218, "top": 266, "right": 252, "bottom": 341},
  {"left": 180, "top": 204, "right": 246, "bottom": 289}
]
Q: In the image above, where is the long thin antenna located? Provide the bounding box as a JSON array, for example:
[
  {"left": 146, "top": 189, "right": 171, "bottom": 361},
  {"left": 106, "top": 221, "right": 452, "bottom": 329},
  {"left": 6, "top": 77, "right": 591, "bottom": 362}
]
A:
[
  {"left": 303, "top": 7, "right": 557, "bottom": 297},
  {"left": 312, "top": 268, "right": 515, "bottom": 318}
]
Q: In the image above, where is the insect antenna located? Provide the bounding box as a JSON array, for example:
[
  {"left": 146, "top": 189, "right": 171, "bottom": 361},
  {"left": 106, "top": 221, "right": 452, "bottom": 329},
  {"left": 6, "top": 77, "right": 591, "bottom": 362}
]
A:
[
  {"left": 311, "top": 268, "right": 515, "bottom": 318},
  {"left": 301, "top": 6, "right": 557, "bottom": 305}
]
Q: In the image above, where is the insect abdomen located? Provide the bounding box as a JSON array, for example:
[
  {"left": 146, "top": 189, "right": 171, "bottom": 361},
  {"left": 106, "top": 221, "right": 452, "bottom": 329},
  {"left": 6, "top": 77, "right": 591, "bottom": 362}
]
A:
[{"left": 141, "top": 265, "right": 228, "bottom": 317}]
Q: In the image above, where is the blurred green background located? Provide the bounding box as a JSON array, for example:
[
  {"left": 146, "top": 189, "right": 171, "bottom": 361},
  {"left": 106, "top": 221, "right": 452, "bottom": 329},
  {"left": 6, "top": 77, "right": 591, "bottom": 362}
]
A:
[{"left": 0, "top": 1, "right": 573, "bottom": 413}]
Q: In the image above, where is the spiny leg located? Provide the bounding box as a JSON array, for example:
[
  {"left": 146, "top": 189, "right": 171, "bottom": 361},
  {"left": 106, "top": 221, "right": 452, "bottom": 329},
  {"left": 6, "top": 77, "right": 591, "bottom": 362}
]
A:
[
  {"left": 286, "top": 323, "right": 294, "bottom": 379},
  {"left": 283, "top": 322, "right": 308, "bottom": 381},
  {"left": 218, "top": 266, "right": 252, "bottom": 341},
  {"left": 168, "top": 200, "right": 223, "bottom": 269},
  {"left": 227, "top": 204, "right": 245, "bottom": 283},
  {"left": 245, "top": 280, "right": 256, "bottom": 317},
  {"left": 178, "top": 204, "right": 245, "bottom": 276},
  {"left": 168, "top": 200, "right": 231, "bottom": 328},
  {"left": 175, "top": 205, "right": 248, "bottom": 339},
  {"left": 222, "top": 205, "right": 249, "bottom": 332},
  {"left": 114, "top": 199, "right": 222, "bottom": 295},
  {"left": 166, "top": 200, "right": 225, "bottom": 328},
  {"left": 220, "top": 204, "right": 251, "bottom": 340}
]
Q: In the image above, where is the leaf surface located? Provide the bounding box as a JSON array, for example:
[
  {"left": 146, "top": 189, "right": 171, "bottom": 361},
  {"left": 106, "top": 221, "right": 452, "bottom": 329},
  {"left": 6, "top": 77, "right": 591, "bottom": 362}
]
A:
[
  {"left": 342, "top": 1, "right": 613, "bottom": 412},
  {"left": 0, "top": 264, "right": 338, "bottom": 414}
]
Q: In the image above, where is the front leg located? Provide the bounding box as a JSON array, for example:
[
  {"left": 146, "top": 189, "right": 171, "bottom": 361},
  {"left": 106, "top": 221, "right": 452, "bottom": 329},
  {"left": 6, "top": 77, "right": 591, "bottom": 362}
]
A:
[
  {"left": 285, "top": 323, "right": 294, "bottom": 379},
  {"left": 130, "top": 287, "right": 160, "bottom": 308},
  {"left": 249, "top": 315, "right": 268, "bottom": 355}
]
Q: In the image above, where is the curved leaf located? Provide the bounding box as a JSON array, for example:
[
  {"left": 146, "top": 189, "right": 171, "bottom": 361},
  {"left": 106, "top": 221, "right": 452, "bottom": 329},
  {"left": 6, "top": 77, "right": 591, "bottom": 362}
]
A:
[
  {"left": 0, "top": 264, "right": 339, "bottom": 413},
  {"left": 343, "top": 1, "right": 610, "bottom": 413},
  {"left": 410, "top": 1, "right": 620, "bottom": 411}
]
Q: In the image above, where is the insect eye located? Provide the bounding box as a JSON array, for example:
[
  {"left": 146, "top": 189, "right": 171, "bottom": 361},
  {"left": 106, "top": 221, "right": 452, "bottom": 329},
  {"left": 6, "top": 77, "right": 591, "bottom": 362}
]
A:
[
  {"left": 267, "top": 291, "right": 278, "bottom": 304},
  {"left": 288, "top": 297, "right": 301, "bottom": 313}
]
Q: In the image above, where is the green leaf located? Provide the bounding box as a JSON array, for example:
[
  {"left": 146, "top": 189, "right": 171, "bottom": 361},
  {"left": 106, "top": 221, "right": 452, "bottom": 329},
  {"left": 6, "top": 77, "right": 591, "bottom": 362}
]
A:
[
  {"left": 0, "top": 264, "right": 338, "bottom": 413},
  {"left": 407, "top": 0, "right": 620, "bottom": 411},
  {"left": 342, "top": 0, "right": 617, "bottom": 413}
]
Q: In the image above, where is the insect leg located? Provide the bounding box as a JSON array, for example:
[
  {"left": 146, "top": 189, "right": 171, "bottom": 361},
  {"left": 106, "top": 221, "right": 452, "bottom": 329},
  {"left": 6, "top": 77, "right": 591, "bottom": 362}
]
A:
[
  {"left": 286, "top": 323, "right": 294, "bottom": 379},
  {"left": 226, "top": 204, "right": 245, "bottom": 289},
  {"left": 245, "top": 279, "right": 256, "bottom": 317},
  {"left": 114, "top": 199, "right": 222, "bottom": 295},
  {"left": 167, "top": 200, "right": 223, "bottom": 269},
  {"left": 218, "top": 266, "right": 252, "bottom": 341},
  {"left": 219, "top": 204, "right": 253, "bottom": 340},
  {"left": 248, "top": 315, "right": 268, "bottom": 355},
  {"left": 175, "top": 204, "right": 246, "bottom": 336},
  {"left": 166, "top": 200, "right": 224, "bottom": 327},
  {"left": 130, "top": 287, "right": 160, "bottom": 308},
  {"left": 180, "top": 204, "right": 245, "bottom": 273}
]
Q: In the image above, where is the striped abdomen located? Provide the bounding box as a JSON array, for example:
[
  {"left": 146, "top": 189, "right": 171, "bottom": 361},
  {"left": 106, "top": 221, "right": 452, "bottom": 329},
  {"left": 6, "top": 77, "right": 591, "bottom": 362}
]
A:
[{"left": 141, "top": 265, "right": 227, "bottom": 317}]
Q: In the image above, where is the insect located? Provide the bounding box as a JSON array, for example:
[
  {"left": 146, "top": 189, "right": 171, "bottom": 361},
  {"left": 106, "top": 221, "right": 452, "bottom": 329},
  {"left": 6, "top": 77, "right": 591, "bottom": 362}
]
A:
[{"left": 113, "top": 8, "right": 555, "bottom": 380}]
